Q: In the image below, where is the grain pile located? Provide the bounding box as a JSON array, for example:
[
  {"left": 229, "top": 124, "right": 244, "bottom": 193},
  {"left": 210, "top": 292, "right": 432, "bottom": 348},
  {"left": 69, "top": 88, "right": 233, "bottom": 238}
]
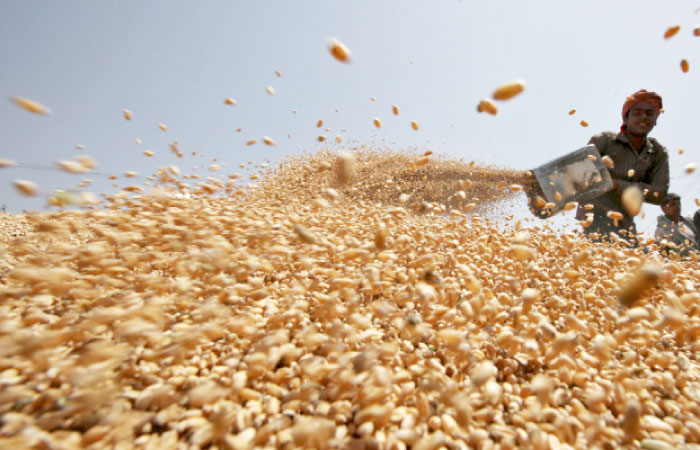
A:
[
  {"left": 0, "top": 213, "right": 32, "bottom": 243},
  {"left": 1, "top": 150, "right": 700, "bottom": 450}
]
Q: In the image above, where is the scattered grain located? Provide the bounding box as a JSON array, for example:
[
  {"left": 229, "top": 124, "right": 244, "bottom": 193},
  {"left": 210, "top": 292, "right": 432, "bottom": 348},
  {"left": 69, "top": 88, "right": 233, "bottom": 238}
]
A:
[
  {"left": 328, "top": 37, "right": 352, "bottom": 62},
  {"left": 13, "top": 180, "right": 39, "bottom": 196},
  {"left": 10, "top": 97, "right": 51, "bottom": 115},
  {"left": 477, "top": 99, "right": 498, "bottom": 115},
  {"left": 602, "top": 155, "right": 614, "bottom": 169},
  {"left": 621, "top": 186, "right": 643, "bottom": 217},
  {"left": 681, "top": 59, "right": 690, "bottom": 73},
  {"left": 0, "top": 158, "right": 17, "bottom": 168},
  {"left": 664, "top": 25, "right": 681, "bottom": 39},
  {"left": 492, "top": 80, "right": 525, "bottom": 101}
]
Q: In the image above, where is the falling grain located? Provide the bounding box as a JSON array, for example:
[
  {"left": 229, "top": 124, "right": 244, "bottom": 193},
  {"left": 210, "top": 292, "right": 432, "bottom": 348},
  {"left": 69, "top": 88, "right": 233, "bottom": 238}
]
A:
[
  {"left": 13, "top": 180, "right": 39, "bottom": 196},
  {"left": 57, "top": 160, "right": 88, "bottom": 174},
  {"left": 327, "top": 37, "right": 352, "bottom": 62},
  {"left": 621, "top": 186, "right": 643, "bottom": 217},
  {"left": 664, "top": 25, "right": 681, "bottom": 39},
  {"left": 336, "top": 152, "right": 356, "bottom": 185},
  {"left": 10, "top": 97, "right": 51, "bottom": 115},
  {"left": 681, "top": 59, "right": 690, "bottom": 73},
  {"left": 492, "top": 80, "right": 525, "bottom": 101},
  {"left": 618, "top": 264, "right": 662, "bottom": 308},
  {"left": 477, "top": 99, "right": 498, "bottom": 115},
  {"left": 602, "top": 155, "right": 614, "bottom": 169}
]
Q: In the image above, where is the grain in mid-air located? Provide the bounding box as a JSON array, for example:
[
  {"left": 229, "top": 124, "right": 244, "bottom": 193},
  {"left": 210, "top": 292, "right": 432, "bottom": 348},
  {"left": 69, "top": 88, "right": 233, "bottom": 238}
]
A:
[
  {"left": 664, "top": 25, "right": 681, "bottom": 39},
  {"left": 10, "top": 97, "right": 52, "bottom": 115},
  {"left": 327, "top": 37, "right": 352, "bottom": 63},
  {"left": 492, "top": 80, "right": 525, "bottom": 101},
  {"left": 477, "top": 99, "right": 498, "bottom": 115}
]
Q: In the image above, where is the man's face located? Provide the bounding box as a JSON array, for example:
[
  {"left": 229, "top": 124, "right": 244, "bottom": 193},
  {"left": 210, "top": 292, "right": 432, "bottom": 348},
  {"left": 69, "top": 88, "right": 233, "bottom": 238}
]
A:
[
  {"left": 624, "top": 100, "right": 657, "bottom": 137},
  {"left": 661, "top": 198, "right": 681, "bottom": 221}
]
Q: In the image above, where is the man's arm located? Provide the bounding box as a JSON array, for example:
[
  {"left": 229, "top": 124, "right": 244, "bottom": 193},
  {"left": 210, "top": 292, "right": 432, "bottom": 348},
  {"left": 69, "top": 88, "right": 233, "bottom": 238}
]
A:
[{"left": 616, "top": 149, "right": 669, "bottom": 205}]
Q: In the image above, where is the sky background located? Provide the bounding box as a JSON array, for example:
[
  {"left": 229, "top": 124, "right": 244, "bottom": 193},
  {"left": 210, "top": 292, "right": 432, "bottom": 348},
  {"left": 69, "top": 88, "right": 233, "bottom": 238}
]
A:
[{"left": 1, "top": 1, "right": 699, "bottom": 236}]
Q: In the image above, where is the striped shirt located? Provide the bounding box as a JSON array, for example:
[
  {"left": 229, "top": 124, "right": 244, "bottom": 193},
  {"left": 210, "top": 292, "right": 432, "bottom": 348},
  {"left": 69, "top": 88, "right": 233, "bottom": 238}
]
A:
[{"left": 576, "top": 131, "right": 670, "bottom": 222}]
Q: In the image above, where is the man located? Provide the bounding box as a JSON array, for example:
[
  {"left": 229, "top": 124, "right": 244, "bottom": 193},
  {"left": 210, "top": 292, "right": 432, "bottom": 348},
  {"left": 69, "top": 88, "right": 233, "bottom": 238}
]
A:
[
  {"left": 654, "top": 193, "right": 698, "bottom": 256},
  {"left": 576, "top": 89, "right": 670, "bottom": 243}
]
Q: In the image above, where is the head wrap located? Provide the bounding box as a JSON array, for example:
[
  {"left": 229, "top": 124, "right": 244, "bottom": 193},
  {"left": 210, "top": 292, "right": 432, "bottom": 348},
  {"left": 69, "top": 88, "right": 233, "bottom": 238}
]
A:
[{"left": 621, "top": 89, "right": 663, "bottom": 133}]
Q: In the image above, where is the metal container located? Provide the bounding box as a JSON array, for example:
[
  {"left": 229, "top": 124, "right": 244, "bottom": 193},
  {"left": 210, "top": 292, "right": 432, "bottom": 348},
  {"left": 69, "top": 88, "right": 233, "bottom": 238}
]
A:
[{"left": 528, "top": 145, "right": 613, "bottom": 217}]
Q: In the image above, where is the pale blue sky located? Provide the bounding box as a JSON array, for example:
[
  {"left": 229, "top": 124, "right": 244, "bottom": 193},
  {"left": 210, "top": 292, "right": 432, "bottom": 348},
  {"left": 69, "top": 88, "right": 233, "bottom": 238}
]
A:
[{"left": 1, "top": 1, "right": 699, "bottom": 234}]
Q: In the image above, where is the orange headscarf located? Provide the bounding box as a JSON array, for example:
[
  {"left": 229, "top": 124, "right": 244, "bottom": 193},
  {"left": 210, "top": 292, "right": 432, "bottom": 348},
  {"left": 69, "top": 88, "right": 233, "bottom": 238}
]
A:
[{"left": 621, "top": 89, "right": 663, "bottom": 133}]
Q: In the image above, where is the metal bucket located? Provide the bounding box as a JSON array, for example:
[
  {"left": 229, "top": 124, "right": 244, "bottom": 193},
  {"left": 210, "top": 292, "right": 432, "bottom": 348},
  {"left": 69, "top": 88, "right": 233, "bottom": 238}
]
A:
[{"left": 528, "top": 145, "right": 613, "bottom": 218}]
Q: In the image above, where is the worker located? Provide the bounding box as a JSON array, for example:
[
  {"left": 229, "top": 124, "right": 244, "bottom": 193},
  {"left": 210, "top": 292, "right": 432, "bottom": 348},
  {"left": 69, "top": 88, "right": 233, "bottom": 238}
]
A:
[
  {"left": 654, "top": 193, "right": 698, "bottom": 257},
  {"left": 576, "top": 89, "right": 670, "bottom": 243}
]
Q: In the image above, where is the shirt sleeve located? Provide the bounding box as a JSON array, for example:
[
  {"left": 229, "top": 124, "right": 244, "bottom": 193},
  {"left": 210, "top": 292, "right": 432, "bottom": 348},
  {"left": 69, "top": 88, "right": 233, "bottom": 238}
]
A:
[
  {"left": 587, "top": 133, "right": 609, "bottom": 155},
  {"left": 654, "top": 222, "right": 675, "bottom": 256},
  {"left": 616, "top": 147, "right": 669, "bottom": 205},
  {"left": 654, "top": 223, "right": 665, "bottom": 242}
]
